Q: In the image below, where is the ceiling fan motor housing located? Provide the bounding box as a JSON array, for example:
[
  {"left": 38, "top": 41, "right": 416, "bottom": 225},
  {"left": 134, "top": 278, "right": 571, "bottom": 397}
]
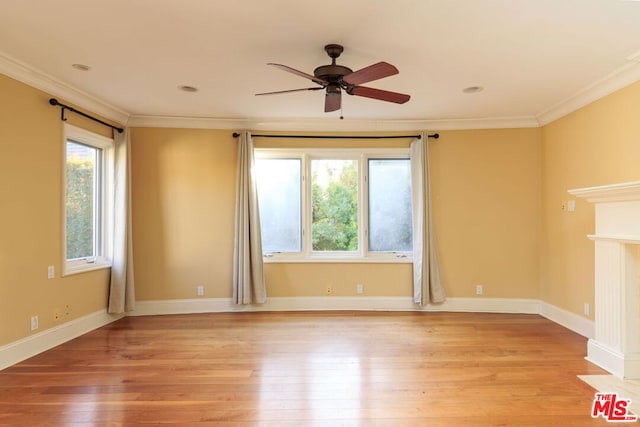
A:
[
  {"left": 314, "top": 64, "right": 353, "bottom": 83},
  {"left": 314, "top": 44, "right": 352, "bottom": 84}
]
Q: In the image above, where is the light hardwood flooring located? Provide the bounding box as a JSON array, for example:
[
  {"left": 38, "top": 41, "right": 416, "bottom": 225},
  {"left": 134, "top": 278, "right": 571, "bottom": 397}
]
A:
[{"left": 0, "top": 311, "right": 620, "bottom": 426}]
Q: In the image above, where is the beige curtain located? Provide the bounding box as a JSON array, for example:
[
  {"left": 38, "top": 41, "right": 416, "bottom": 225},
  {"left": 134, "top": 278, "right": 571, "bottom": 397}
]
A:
[
  {"left": 108, "top": 128, "right": 135, "bottom": 313},
  {"left": 233, "top": 131, "right": 267, "bottom": 304},
  {"left": 411, "top": 132, "right": 445, "bottom": 305}
]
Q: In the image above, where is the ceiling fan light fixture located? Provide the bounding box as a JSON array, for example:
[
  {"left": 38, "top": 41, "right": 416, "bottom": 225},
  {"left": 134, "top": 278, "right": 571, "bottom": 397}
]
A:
[{"left": 326, "top": 84, "right": 341, "bottom": 95}]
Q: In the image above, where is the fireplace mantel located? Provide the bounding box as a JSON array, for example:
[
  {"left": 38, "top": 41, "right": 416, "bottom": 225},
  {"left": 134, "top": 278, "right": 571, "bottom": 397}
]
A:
[
  {"left": 570, "top": 181, "right": 640, "bottom": 379},
  {"left": 569, "top": 180, "right": 640, "bottom": 203}
]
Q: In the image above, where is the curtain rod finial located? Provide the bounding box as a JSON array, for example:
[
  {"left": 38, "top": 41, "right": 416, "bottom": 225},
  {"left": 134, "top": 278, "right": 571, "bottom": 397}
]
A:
[
  {"left": 429, "top": 133, "right": 440, "bottom": 139},
  {"left": 49, "top": 98, "right": 59, "bottom": 106},
  {"left": 233, "top": 132, "right": 240, "bottom": 138}
]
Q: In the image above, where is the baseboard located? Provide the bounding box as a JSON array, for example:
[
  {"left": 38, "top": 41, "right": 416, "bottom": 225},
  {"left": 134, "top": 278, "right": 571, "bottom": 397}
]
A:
[
  {"left": 587, "top": 339, "right": 640, "bottom": 379},
  {"left": 1, "top": 297, "right": 594, "bottom": 372},
  {"left": 587, "top": 339, "right": 625, "bottom": 377},
  {"left": 538, "top": 301, "right": 595, "bottom": 339},
  {"left": 129, "top": 298, "right": 236, "bottom": 316},
  {"left": 132, "top": 296, "right": 594, "bottom": 338},
  {"left": 0, "top": 309, "right": 123, "bottom": 371},
  {"left": 131, "top": 296, "right": 541, "bottom": 316}
]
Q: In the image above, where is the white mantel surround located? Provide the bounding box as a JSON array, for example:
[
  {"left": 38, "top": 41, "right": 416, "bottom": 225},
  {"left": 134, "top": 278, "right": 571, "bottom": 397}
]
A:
[{"left": 569, "top": 181, "right": 640, "bottom": 379}]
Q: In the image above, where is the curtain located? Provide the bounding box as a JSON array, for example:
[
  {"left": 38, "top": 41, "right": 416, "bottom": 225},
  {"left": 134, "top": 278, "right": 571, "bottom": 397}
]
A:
[
  {"left": 108, "top": 128, "right": 136, "bottom": 314},
  {"left": 232, "top": 131, "right": 267, "bottom": 304},
  {"left": 410, "top": 132, "right": 445, "bottom": 305}
]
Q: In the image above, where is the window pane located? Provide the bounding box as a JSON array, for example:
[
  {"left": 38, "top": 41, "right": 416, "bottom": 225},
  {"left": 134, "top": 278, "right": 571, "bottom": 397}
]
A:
[
  {"left": 368, "top": 159, "right": 412, "bottom": 252},
  {"left": 312, "top": 159, "right": 358, "bottom": 252},
  {"left": 255, "top": 158, "right": 301, "bottom": 252},
  {"left": 66, "top": 141, "right": 99, "bottom": 260}
]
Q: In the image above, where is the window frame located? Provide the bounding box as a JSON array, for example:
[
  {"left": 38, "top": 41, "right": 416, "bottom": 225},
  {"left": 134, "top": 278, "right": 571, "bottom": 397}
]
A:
[
  {"left": 62, "top": 124, "right": 114, "bottom": 276},
  {"left": 255, "top": 147, "right": 412, "bottom": 263}
]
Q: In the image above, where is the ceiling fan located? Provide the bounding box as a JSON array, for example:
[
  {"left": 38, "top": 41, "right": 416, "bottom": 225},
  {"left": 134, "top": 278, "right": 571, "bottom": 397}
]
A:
[{"left": 256, "top": 44, "right": 410, "bottom": 113}]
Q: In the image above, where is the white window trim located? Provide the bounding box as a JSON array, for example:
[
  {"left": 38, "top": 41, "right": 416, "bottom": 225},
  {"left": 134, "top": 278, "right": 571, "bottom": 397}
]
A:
[
  {"left": 255, "top": 147, "right": 413, "bottom": 263},
  {"left": 62, "top": 124, "right": 114, "bottom": 276}
]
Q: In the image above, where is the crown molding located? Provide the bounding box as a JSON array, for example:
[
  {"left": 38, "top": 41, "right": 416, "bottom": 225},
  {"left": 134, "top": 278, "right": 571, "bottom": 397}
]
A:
[
  {"left": 4, "top": 46, "right": 639, "bottom": 132},
  {"left": 127, "top": 114, "right": 540, "bottom": 131},
  {"left": 0, "top": 51, "right": 130, "bottom": 126},
  {"left": 536, "top": 60, "right": 640, "bottom": 126}
]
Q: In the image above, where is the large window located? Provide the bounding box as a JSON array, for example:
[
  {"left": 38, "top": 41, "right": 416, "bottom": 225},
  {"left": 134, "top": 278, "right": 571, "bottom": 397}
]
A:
[
  {"left": 255, "top": 149, "right": 412, "bottom": 262},
  {"left": 63, "top": 124, "right": 114, "bottom": 275}
]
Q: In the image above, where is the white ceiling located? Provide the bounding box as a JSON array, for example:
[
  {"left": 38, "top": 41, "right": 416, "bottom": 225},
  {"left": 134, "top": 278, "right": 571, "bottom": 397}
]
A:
[{"left": 1, "top": 0, "right": 640, "bottom": 129}]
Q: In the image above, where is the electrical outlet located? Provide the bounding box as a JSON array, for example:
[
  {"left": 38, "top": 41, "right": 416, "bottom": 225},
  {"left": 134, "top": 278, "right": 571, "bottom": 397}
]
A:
[
  {"left": 584, "top": 303, "right": 590, "bottom": 316},
  {"left": 326, "top": 285, "right": 332, "bottom": 295},
  {"left": 356, "top": 283, "right": 364, "bottom": 294},
  {"left": 476, "top": 284, "right": 483, "bottom": 295},
  {"left": 47, "top": 265, "right": 54, "bottom": 279},
  {"left": 197, "top": 285, "right": 204, "bottom": 296},
  {"left": 30, "top": 315, "right": 39, "bottom": 331},
  {"left": 54, "top": 308, "right": 60, "bottom": 321}
]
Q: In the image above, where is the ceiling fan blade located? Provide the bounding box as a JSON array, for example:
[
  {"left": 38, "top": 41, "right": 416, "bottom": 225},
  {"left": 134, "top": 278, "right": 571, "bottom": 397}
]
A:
[
  {"left": 268, "top": 63, "right": 328, "bottom": 85},
  {"left": 342, "top": 62, "right": 399, "bottom": 86},
  {"left": 256, "top": 87, "right": 323, "bottom": 96},
  {"left": 324, "top": 92, "right": 341, "bottom": 112},
  {"left": 349, "top": 86, "right": 410, "bottom": 104}
]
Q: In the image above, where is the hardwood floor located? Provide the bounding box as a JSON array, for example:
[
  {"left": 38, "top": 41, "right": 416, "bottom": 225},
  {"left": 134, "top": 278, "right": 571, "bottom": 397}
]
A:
[{"left": 0, "top": 312, "right": 617, "bottom": 426}]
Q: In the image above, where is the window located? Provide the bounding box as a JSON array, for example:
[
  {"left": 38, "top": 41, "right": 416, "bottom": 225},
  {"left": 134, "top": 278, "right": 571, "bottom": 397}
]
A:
[
  {"left": 255, "top": 158, "right": 302, "bottom": 253},
  {"left": 255, "top": 149, "right": 412, "bottom": 262},
  {"left": 311, "top": 159, "right": 359, "bottom": 252},
  {"left": 63, "top": 124, "right": 114, "bottom": 275},
  {"left": 368, "top": 159, "right": 412, "bottom": 252}
]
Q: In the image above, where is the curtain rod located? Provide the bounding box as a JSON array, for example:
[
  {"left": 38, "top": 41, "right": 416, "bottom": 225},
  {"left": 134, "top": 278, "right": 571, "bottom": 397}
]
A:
[
  {"left": 232, "top": 132, "right": 439, "bottom": 140},
  {"left": 49, "top": 98, "right": 124, "bottom": 133}
]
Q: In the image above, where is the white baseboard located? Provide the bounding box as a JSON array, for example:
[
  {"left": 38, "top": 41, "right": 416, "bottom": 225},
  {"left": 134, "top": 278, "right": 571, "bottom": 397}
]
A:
[
  {"left": 131, "top": 296, "right": 541, "bottom": 315},
  {"left": 0, "top": 309, "right": 123, "bottom": 371},
  {"left": 587, "top": 339, "right": 640, "bottom": 379},
  {"left": 132, "top": 296, "right": 594, "bottom": 338},
  {"left": 1, "top": 297, "right": 595, "bottom": 372},
  {"left": 538, "top": 301, "right": 595, "bottom": 339}
]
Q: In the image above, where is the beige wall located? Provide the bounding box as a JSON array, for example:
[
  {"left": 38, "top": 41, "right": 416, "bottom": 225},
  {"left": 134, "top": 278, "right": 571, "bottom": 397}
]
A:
[
  {"left": 131, "top": 128, "right": 542, "bottom": 300},
  {"left": 540, "top": 81, "right": 640, "bottom": 318},
  {"left": 0, "top": 74, "right": 115, "bottom": 347},
  {"left": 431, "top": 129, "right": 541, "bottom": 298},
  {"left": 131, "top": 128, "right": 237, "bottom": 300},
  {"left": 5, "top": 68, "right": 637, "bottom": 352}
]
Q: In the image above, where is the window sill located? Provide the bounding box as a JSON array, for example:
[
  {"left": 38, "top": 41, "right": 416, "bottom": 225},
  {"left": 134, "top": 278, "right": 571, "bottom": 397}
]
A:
[{"left": 63, "top": 260, "right": 111, "bottom": 277}]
